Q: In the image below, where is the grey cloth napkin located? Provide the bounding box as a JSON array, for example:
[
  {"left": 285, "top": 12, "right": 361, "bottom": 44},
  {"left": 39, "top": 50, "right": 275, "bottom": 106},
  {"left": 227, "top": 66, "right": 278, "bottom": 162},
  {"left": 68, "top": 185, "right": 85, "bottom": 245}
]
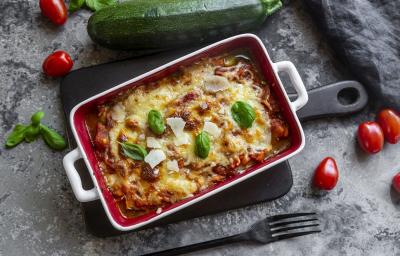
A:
[{"left": 304, "top": 0, "right": 400, "bottom": 108}]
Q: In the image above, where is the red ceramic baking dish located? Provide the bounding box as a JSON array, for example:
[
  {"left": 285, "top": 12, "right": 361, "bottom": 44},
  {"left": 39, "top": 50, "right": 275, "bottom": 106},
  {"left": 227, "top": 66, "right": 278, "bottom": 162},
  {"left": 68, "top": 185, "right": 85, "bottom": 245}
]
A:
[{"left": 63, "top": 34, "right": 308, "bottom": 231}]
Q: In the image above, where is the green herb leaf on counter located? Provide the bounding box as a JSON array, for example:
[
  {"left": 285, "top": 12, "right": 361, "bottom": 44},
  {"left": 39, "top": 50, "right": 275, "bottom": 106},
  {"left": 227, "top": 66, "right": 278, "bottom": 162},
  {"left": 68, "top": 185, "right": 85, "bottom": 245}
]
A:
[
  {"left": 40, "top": 124, "right": 67, "bottom": 150},
  {"left": 148, "top": 110, "right": 165, "bottom": 135},
  {"left": 85, "top": 0, "right": 117, "bottom": 12},
  {"left": 120, "top": 142, "right": 148, "bottom": 161},
  {"left": 31, "top": 111, "right": 45, "bottom": 126},
  {"left": 5, "top": 124, "right": 28, "bottom": 148},
  {"left": 5, "top": 111, "right": 67, "bottom": 151},
  {"left": 24, "top": 125, "right": 41, "bottom": 143},
  {"left": 231, "top": 101, "right": 256, "bottom": 129},
  {"left": 69, "top": 0, "right": 85, "bottom": 13},
  {"left": 195, "top": 131, "right": 211, "bottom": 159}
]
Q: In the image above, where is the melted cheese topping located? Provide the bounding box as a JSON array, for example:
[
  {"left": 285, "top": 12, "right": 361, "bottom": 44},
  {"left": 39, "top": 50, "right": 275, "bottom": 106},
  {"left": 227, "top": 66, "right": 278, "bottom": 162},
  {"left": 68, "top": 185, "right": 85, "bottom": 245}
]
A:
[{"left": 94, "top": 55, "right": 289, "bottom": 217}]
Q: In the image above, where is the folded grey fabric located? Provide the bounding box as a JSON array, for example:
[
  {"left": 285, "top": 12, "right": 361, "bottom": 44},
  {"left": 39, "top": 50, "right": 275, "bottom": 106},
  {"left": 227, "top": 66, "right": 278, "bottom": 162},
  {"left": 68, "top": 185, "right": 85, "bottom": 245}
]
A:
[{"left": 304, "top": 0, "right": 400, "bottom": 108}]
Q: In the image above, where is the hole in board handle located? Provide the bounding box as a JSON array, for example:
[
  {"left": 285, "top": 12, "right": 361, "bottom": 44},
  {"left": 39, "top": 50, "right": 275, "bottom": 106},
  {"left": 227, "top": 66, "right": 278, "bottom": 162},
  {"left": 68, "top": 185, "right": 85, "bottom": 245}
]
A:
[{"left": 337, "top": 87, "right": 360, "bottom": 105}]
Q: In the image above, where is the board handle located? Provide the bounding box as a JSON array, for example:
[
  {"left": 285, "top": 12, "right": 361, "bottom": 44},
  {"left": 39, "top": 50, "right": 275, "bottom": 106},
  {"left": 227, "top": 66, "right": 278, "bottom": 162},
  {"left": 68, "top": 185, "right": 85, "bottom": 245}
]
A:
[{"left": 289, "top": 80, "right": 368, "bottom": 121}]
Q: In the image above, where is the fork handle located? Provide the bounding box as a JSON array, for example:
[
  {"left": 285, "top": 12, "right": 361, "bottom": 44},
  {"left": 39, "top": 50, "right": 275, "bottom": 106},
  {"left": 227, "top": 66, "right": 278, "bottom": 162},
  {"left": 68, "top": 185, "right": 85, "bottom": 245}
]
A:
[{"left": 143, "top": 233, "right": 247, "bottom": 256}]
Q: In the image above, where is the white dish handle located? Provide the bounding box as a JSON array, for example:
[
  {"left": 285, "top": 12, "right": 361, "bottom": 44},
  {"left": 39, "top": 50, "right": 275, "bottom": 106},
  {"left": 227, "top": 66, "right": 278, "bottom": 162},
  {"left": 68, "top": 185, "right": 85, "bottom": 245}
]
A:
[
  {"left": 63, "top": 148, "right": 99, "bottom": 202},
  {"left": 273, "top": 61, "right": 308, "bottom": 111}
]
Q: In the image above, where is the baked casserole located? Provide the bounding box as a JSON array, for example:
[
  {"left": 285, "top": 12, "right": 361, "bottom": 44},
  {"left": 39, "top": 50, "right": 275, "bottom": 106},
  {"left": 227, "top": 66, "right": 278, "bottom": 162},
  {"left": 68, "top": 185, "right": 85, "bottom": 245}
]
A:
[{"left": 86, "top": 52, "right": 290, "bottom": 217}]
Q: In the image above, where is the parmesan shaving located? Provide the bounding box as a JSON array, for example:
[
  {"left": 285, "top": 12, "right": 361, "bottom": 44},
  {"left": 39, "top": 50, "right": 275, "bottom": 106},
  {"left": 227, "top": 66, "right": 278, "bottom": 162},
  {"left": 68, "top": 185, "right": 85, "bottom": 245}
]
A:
[
  {"left": 174, "top": 133, "right": 190, "bottom": 146},
  {"left": 204, "top": 75, "right": 230, "bottom": 92},
  {"left": 203, "top": 121, "right": 221, "bottom": 137},
  {"left": 111, "top": 104, "right": 125, "bottom": 122},
  {"left": 166, "top": 160, "right": 179, "bottom": 173},
  {"left": 166, "top": 117, "right": 186, "bottom": 137},
  {"left": 147, "top": 137, "right": 162, "bottom": 148},
  {"left": 144, "top": 149, "right": 166, "bottom": 169}
]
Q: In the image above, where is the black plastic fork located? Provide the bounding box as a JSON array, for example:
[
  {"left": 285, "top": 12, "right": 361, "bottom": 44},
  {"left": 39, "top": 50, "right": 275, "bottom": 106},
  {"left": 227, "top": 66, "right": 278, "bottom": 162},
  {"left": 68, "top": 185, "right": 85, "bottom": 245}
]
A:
[{"left": 143, "top": 212, "right": 321, "bottom": 256}]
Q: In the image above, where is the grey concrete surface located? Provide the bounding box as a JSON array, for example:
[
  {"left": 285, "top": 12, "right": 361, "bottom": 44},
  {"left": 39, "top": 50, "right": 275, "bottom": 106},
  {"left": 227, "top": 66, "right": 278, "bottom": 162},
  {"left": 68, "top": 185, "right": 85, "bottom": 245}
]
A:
[{"left": 1, "top": 0, "right": 399, "bottom": 255}]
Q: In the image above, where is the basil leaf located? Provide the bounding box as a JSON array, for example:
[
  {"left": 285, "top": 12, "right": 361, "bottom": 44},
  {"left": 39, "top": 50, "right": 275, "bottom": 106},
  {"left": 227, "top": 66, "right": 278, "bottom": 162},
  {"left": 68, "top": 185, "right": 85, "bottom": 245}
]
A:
[
  {"left": 195, "top": 131, "right": 211, "bottom": 159},
  {"left": 85, "top": 0, "right": 117, "bottom": 12},
  {"left": 148, "top": 110, "right": 165, "bottom": 135},
  {"left": 120, "top": 142, "right": 148, "bottom": 161},
  {"left": 40, "top": 124, "right": 67, "bottom": 150},
  {"left": 31, "top": 111, "right": 45, "bottom": 126},
  {"left": 24, "top": 125, "right": 41, "bottom": 143},
  {"left": 231, "top": 101, "right": 256, "bottom": 129},
  {"left": 5, "top": 124, "right": 28, "bottom": 148},
  {"left": 69, "top": 0, "right": 85, "bottom": 12}
]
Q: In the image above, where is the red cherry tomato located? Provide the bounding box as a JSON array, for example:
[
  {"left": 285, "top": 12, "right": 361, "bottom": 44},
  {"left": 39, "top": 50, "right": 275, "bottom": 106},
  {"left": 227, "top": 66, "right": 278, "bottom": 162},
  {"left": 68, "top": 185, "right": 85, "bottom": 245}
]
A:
[
  {"left": 377, "top": 109, "right": 400, "bottom": 144},
  {"left": 357, "top": 121, "right": 384, "bottom": 154},
  {"left": 392, "top": 173, "right": 400, "bottom": 193},
  {"left": 39, "top": 0, "right": 67, "bottom": 26},
  {"left": 42, "top": 51, "right": 73, "bottom": 77},
  {"left": 313, "top": 157, "right": 339, "bottom": 190}
]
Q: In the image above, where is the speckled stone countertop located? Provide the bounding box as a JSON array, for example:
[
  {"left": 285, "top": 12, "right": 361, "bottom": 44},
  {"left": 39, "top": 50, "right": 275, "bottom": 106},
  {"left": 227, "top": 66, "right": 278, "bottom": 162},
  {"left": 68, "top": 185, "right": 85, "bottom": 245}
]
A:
[{"left": 1, "top": 1, "right": 399, "bottom": 255}]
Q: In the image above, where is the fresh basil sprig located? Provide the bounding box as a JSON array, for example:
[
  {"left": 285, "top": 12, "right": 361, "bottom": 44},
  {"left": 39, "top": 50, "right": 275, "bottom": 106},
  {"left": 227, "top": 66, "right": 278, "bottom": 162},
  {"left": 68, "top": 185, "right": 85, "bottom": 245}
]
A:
[
  {"left": 5, "top": 124, "right": 28, "bottom": 148},
  {"left": 31, "top": 111, "right": 45, "bottom": 126},
  {"left": 40, "top": 124, "right": 67, "bottom": 150},
  {"left": 120, "top": 142, "right": 148, "bottom": 161},
  {"left": 148, "top": 110, "right": 165, "bottom": 135},
  {"left": 5, "top": 111, "right": 67, "bottom": 150},
  {"left": 24, "top": 125, "right": 41, "bottom": 143},
  {"left": 195, "top": 131, "right": 211, "bottom": 159},
  {"left": 69, "top": 0, "right": 117, "bottom": 13},
  {"left": 231, "top": 101, "right": 256, "bottom": 129}
]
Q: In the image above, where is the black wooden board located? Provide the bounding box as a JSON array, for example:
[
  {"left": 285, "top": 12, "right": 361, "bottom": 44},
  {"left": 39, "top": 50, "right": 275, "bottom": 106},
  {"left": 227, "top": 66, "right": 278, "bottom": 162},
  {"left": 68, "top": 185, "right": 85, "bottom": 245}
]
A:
[{"left": 60, "top": 46, "right": 367, "bottom": 237}]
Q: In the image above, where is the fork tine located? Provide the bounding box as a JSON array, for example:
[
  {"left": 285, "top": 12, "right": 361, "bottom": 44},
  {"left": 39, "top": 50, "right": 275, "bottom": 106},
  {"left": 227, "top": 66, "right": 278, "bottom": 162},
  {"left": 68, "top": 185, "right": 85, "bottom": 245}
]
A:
[
  {"left": 271, "top": 223, "right": 319, "bottom": 233},
  {"left": 272, "top": 230, "right": 321, "bottom": 242},
  {"left": 267, "top": 212, "right": 316, "bottom": 222},
  {"left": 269, "top": 218, "right": 318, "bottom": 228}
]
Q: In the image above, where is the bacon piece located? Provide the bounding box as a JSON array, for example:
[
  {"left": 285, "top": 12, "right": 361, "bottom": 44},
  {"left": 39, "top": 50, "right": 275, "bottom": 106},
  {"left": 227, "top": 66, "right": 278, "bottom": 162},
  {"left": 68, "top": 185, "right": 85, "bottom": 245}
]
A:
[
  {"left": 212, "top": 165, "right": 235, "bottom": 177},
  {"left": 271, "top": 118, "right": 289, "bottom": 140},
  {"left": 229, "top": 155, "right": 241, "bottom": 169},
  {"left": 177, "top": 158, "right": 185, "bottom": 168},
  {"left": 122, "top": 184, "right": 138, "bottom": 209},
  {"left": 185, "top": 119, "right": 201, "bottom": 131},
  {"left": 175, "top": 91, "right": 199, "bottom": 106},
  {"left": 239, "top": 154, "right": 250, "bottom": 165},
  {"left": 141, "top": 164, "right": 159, "bottom": 182},
  {"left": 94, "top": 123, "right": 109, "bottom": 150},
  {"left": 173, "top": 110, "right": 190, "bottom": 120},
  {"left": 249, "top": 150, "right": 266, "bottom": 162},
  {"left": 211, "top": 174, "right": 225, "bottom": 183},
  {"left": 125, "top": 118, "right": 139, "bottom": 129}
]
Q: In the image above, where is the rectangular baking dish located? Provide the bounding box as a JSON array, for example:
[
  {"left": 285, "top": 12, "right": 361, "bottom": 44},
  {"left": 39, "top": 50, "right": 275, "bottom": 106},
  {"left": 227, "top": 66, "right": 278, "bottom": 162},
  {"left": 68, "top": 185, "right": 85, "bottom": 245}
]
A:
[{"left": 63, "top": 34, "right": 308, "bottom": 232}]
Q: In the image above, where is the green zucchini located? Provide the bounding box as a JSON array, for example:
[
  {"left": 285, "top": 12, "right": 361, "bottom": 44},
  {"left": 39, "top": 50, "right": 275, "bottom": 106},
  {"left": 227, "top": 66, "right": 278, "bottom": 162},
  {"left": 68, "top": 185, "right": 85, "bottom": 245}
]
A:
[{"left": 87, "top": 0, "right": 282, "bottom": 50}]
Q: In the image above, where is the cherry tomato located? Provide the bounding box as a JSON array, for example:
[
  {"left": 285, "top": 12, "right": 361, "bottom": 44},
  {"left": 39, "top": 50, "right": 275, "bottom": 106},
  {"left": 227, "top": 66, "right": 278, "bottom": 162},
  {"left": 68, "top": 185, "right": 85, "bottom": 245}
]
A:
[
  {"left": 313, "top": 157, "right": 339, "bottom": 190},
  {"left": 39, "top": 0, "right": 68, "bottom": 26},
  {"left": 42, "top": 51, "right": 73, "bottom": 77},
  {"left": 377, "top": 109, "right": 400, "bottom": 144},
  {"left": 392, "top": 173, "right": 400, "bottom": 193},
  {"left": 357, "top": 121, "right": 384, "bottom": 154}
]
